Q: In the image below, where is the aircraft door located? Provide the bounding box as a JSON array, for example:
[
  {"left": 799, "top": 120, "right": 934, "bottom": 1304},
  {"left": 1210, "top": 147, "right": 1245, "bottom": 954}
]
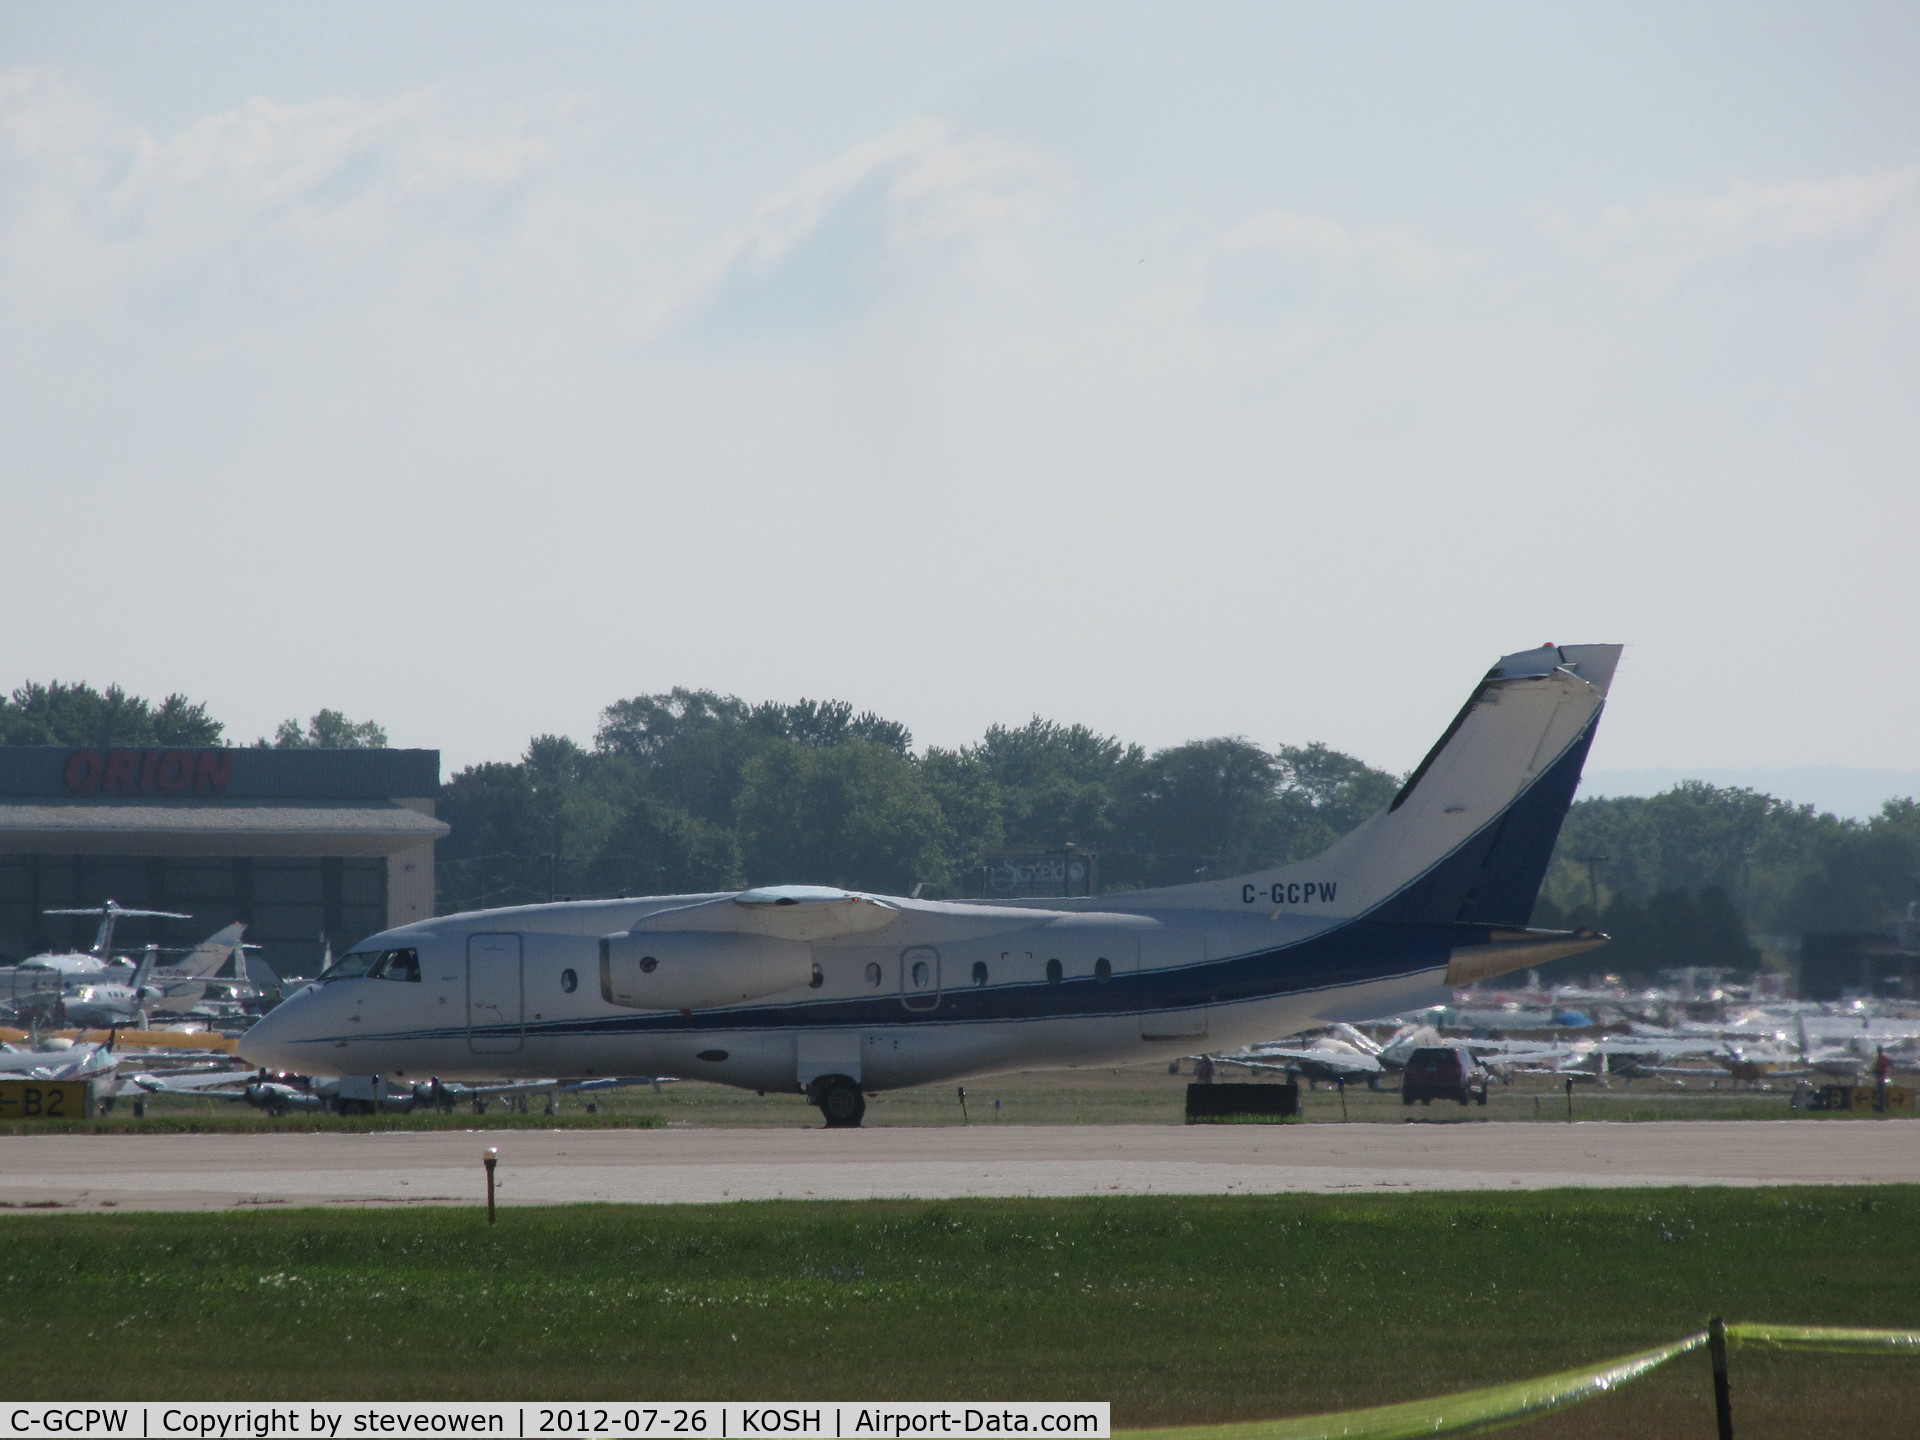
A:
[
  {"left": 467, "top": 933, "right": 524, "bottom": 1053},
  {"left": 1138, "top": 929, "right": 1208, "bottom": 1040},
  {"left": 899, "top": 946, "right": 941, "bottom": 1012}
]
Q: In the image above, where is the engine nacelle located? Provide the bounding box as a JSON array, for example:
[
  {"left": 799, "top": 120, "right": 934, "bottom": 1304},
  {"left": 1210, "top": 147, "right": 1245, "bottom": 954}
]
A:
[{"left": 599, "top": 929, "right": 813, "bottom": 1012}]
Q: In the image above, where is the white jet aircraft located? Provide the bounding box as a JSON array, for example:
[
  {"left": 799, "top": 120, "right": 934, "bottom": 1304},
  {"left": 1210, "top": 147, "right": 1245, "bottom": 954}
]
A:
[
  {"left": 0, "top": 901, "right": 193, "bottom": 1006},
  {"left": 241, "top": 643, "right": 1619, "bottom": 1126},
  {"left": 26, "top": 924, "right": 249, "bottom": 1028}
]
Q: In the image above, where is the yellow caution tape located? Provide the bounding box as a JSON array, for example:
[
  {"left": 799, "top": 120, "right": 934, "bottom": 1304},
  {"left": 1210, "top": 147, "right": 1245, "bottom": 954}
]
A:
[
  {"left": 1122, "top": 1323, "right": 1920, "bottom": 1440},
  {"left": 0, "top": 1027, "right": 240, "bottom": 1051},
  {"left": 1122, "top": 1333, "right": 1707, "bottom": 1440},
  {"left": 1727, "top": 1324, "right": 1920, "bottom": 1354}
]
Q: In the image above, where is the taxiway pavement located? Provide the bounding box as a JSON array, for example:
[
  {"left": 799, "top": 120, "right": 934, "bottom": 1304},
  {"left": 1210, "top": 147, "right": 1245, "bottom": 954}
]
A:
[{"left": 0, "top": 1121, "right": 1915, "bottom": 1212}]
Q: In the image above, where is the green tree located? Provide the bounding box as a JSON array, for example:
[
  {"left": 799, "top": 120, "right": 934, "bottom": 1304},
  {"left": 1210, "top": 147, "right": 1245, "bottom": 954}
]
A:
[
  {"left": 964, "top": 718, "right": 1146, "bottom": 855},
  {"left": 265, "top": 709, "right": 389, "bottom": 749},
  {"left": 756, "top": 698, "right": 912, "bottom": 755},
  {"left": 1116, "top": 737, "right": 1285, "bottom": 886},
  {"left": 0, "top": 681, "right": 223, "bottom": 746},
  {"left": 588, "top": 797, "right": 743, "bottom": 896},
  {"left": 1532, "top": 885, "right": 1759, "bottom": 981},
  {"left": 1772, "top": 798, "right": 1920, "bottom": 933},
  {"left": 435, "top": 761, "right": 547, "bottom": 911},
  {"left": 919, "top": 748, "right": 1006, "bottom": 883},
  {"left": 1278, "top": 743, "right": 1404, "bottom": 841},
  {"left": 436, "top": 736, "right": 621, "bottom": 907},
  {"left": 735, "top": 738, "right": 952, "bottom": 894},
  {"left": 595, "top": 688, "right": 767, "bottom": 825},
  {"left": 1537, "top": 781, "right": 1893, "bottom": 943}
]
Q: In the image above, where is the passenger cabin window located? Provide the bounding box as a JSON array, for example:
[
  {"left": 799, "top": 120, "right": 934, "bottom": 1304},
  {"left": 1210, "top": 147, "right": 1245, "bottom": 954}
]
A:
[
  {"left": 865, "top": 962, "right": 883, "bottom": 987},
  {"left": 1046, "top": 958, "right": 1062, "bottom": 984},
  {"left": 971, "top": 961, "right": 988, "bottom": 987},
  {"left": 809, "top": 963, "right": 824, "bottom": 989},
  {"left": 1094, "top": 957, "right": 1112, "bottom": 983},
  {"left": 561, "top": 968, "right": 578, "bottom": 993}
]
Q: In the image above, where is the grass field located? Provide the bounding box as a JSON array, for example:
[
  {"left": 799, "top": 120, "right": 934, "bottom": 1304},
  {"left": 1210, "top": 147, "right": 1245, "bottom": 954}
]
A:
[{"left": 4, "top": 1188, "right": 1918, "bottom": 1437}]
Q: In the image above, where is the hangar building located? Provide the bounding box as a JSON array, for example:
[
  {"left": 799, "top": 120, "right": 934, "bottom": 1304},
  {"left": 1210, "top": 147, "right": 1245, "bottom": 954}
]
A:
[{"left": 0, "top": 746, "right": 447, "bottom": 980}]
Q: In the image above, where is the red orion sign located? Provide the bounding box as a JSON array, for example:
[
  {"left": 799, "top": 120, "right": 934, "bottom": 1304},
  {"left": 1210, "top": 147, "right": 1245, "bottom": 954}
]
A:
[{"left": 64, "top": 748, "right": 234, "bottom": 796}]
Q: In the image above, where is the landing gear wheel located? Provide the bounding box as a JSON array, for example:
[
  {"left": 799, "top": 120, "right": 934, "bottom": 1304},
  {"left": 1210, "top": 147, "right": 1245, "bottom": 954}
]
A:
[{"left": 813, "top": 1076, "right": 866, "bottom": 1128}]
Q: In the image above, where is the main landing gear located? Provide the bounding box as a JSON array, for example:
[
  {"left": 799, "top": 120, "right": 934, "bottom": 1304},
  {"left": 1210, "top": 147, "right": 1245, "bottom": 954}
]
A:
[{"left": 809, "top": 1074, "right": 867, "bottom": 1128}]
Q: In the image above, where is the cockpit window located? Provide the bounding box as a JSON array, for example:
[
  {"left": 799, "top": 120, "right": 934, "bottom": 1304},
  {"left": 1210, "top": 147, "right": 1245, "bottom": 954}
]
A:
[
  {"left": 323, "top": 948, "right": 420, "bottom": 982},
  {"left": 375, "top": 949, "right": 421, "bottom": 983},
  {"left": 321, "top": 950, "right": 383, "bottom": 982}
]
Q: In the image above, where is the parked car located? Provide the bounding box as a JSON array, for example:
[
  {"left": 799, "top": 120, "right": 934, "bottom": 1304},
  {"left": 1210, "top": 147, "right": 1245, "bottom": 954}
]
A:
[{"left": 1402, "top": 1046, "right": 1490, "bottom": 1106}]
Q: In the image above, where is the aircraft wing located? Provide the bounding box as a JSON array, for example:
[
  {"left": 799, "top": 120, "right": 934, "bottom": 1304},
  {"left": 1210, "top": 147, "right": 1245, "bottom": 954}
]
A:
[
  {"left": 129, "top": 1068, "right": 255, "bottom": 1091},
  {"left": 438, "top": 1075, "right": 677, "bottom": 1100},
  {"left": 1237, "top": 1050, "right": 1384, "bottom": 1076},
  {"left": 1477, "top": 1049, "right": 1577, "bottom": 1067},
  {"left": 0, "top": 1043, "right": 119, "bottom": 1081},
  {"left": 634, "top": 886, "right": 901, "bottom": 943},
  {"left": 120, "top": 1071, "right": 256, "bottom": 1100}
]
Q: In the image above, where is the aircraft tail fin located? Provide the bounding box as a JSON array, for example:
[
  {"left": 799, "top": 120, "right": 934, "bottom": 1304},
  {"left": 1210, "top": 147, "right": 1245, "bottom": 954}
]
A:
[
  {"left": 171, "top": 923, "right": 247, "bottom": 978},
  {"left": 1357, "top": 643, "right": 1621, "bottom": 927},
  {"left": 1141, "top": 643, "right": 1621, "bottom": 926}
]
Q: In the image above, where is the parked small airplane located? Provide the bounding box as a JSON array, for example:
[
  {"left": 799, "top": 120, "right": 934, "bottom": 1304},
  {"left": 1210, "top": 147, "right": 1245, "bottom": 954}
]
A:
[
  {"left": 32, "top": 924, "right": 250, "bottom": 1028},
  {"left": 0, "top": 901, "right": 193, "bottom": 1006},
  {"left": 125, "top": 1067, "right": 667, "bottom": 1117},
  {"left": 1230, "top": 1026, "right": 1388, "bottom": 1086},
  {"left": 0, "top": 1036, "right": 121, "bottom": 1082},
  {"left": 242, "top": 643, "right": 1620, "bottom": 1126}
]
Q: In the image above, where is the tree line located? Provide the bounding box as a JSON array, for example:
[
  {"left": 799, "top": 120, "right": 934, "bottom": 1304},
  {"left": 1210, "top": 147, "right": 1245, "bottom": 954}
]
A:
[
  {"left": 0, "top": 681, "right": 385, "bottom": 750},
  {"left": 9, "top": 680, "right": 1920, "bottom": 977},
  {"left": 433, "top": 688, "right": 1403, "bottom": 910}
]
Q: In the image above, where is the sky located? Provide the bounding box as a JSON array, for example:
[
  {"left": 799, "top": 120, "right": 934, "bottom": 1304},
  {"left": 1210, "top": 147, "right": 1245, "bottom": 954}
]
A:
[{"left": 3, "top": 3, "right": 1917, "bottom": 786}]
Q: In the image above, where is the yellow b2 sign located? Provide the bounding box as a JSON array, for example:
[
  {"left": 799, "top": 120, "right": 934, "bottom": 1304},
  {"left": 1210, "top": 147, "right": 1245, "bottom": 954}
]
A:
[{"left": 0, "top": 1080, "right": 95, "bottom": 1120}]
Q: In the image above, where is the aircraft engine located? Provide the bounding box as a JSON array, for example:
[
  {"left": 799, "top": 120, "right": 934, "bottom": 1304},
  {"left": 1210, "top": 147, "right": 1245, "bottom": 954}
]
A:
[{"left": 599, "top": 930, "right": 813, "bottom": 1012}]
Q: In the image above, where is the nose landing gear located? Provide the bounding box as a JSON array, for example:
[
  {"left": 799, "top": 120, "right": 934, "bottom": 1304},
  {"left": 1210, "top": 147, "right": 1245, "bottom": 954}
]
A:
[{"left": 808, "top": 1074, "right": 866, "bottom": 1128}]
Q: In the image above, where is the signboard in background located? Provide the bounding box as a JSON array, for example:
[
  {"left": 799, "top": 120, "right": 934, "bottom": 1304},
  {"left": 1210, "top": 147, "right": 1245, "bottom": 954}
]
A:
[
  {"left": 0, "top": 1080, "right": 96, "bottom": 1120},
  {"left": 981, "top": 850, "right": 1097, "bottom": 899},
  {"left": 1808, "top": 1084, "right": 1913, "bottom": 1113}
]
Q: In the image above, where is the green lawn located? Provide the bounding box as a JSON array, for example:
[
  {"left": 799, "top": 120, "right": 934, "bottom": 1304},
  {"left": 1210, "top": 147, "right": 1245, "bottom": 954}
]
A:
[{"left": 4, "top": 1189, "right": 1918, "bottom": 1436}]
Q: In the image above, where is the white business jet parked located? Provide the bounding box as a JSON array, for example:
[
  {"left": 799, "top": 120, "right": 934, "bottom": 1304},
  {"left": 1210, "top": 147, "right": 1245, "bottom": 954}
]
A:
[
  {"left": 241, "top": 644, "right": 1619, "bottom": 1126},
  {"left": 0, "top": 901, "right": 193, "bottom": 1006}
]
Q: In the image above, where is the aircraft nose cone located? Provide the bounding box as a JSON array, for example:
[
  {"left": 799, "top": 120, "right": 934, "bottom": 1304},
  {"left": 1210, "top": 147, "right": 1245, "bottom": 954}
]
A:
[{"left": 238, "top": 992, "right": 322, "bottom": 1072}]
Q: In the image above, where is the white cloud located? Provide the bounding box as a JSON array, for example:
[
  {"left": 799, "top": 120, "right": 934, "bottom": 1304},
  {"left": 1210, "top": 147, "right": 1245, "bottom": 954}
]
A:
[
  {"left": 0, "top": 69, "right": 587, "bottom": 312},
  {"left": 1538, "top": 168, "right": 1917, "bottom": 284},
  {"left": 1187, "top": 208, "right": 1466, "bottom": 345},
  {"left": 1220, "top": 209, "right": 1466, "bottom": 285},
  {"left": 681, "top": 117, "right": 1062, "bottom": 333}
]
